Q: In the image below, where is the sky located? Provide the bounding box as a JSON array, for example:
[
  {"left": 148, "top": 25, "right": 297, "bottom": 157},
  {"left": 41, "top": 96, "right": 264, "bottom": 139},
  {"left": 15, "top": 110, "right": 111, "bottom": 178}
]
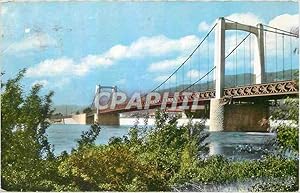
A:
[{"left": 0, "top": 1, "right": 298, "bottom": 106}]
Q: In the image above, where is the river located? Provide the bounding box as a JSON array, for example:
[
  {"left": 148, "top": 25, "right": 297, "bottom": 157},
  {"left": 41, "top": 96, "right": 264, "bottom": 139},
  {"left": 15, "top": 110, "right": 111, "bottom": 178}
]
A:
[{"left": 47, "top": 118, "right": 276, "bottom": 160}]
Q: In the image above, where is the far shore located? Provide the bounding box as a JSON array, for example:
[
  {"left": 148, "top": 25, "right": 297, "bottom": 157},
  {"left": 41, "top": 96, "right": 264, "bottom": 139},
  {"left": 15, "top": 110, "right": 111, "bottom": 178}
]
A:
[{"left": 57, "top": 117, "right": 295, "bottom": 129}]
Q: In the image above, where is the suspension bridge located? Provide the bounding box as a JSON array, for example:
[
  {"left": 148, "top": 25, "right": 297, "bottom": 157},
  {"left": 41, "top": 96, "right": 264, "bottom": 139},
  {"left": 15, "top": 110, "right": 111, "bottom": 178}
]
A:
[{"left": 92, "top": 17, "right": 298, "bottom": 131}]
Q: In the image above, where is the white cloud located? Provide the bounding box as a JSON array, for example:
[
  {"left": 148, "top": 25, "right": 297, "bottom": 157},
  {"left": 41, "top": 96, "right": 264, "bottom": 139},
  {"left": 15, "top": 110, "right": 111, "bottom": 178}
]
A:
[
  {"left": 26, "top": 56, "right": 113, "bottom": 78},
  {"left": 154, "top": 75, "right": 176, "bottom": 83},
  {"left": 24, "top": 28, "right": 31, "bottom": 33},
  {"left": 7, "top": 33, "right": 57, "bottom": 53},
  {"left": 186, "top": 69, "right": 203, "bottom": 80},
  {"left": 225, "top": 13, "right": 263, "bottom": 26},
  {"left": 198, "top": 21, "right": 210, "bottom": 32},
  {"left": 0, "top": 6, "right": 7, "bottom": 15},
  {"left": 198, "top": 13, "right": 263, "bottom": 34},
  {"left": 268, "top": 14, "right": 298, "bottom": 32},
  {"left": 148, "top": 56, "right": 186, "bottom": 72},
  {"left": 27, "top": 34, "right": 200, "bottom": 78},
  {"left": 124, "top": 35, "right": 200, "bottom": 58},
  {"left": 27, "top": 58, "right": 76, "bottom": 77},
  {"left": 264, "top": 14, "right": 299, "bottom": 56}
]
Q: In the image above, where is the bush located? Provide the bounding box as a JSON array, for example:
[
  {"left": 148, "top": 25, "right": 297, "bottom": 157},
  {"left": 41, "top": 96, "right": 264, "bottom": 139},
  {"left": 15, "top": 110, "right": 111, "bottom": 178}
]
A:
[{"left": 58, "top": 145, "right": 168, "bottom": 191}]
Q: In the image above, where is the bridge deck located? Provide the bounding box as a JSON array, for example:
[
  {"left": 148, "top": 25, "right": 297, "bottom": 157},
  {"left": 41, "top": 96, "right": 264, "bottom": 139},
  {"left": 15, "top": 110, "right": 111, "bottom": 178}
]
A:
[{"left": 98, "top": 80, "right": 298, "bottom": 114}]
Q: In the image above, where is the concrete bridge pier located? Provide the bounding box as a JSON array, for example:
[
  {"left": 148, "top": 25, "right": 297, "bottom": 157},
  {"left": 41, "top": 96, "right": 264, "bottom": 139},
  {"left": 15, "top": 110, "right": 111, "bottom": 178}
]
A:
[
  {"left": 209, "top": 99, "right": 225, "bottom": 132},
  {"left": 96, "top": 113, "right": 120, "bottom": 126}
]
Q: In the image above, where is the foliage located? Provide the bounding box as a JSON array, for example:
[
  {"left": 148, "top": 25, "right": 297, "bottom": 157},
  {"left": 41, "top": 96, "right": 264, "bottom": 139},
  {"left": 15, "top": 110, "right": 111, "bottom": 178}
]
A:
[
  {"left": 1, "top": 69, "right": 58, "bottom": 191},
  {"left": 271, "top": 98, "right": 299, "bottom": 153},
  {"left": 126, "top": 111, "right": 209, "bottom": 186},
  {"left": 172, "top": 154, "right": 298, "bottom": 188},
  {"left": 1, "top": 70, "right": 102, "bottom": 191},
  {"left": 58, "top": 144, "right": 167, "bottom": 191},
  {"left": 250, "top": 176, "right": 298, "bottom": 192},
  {"left": 82, "top": 107, "right": 93, "bottom": 114},
  {"left": 76, "top": 123, "right": 101, "bottom": 149},
  {"left": 57, "top": 110, "right": 209, "bottom": 191}
]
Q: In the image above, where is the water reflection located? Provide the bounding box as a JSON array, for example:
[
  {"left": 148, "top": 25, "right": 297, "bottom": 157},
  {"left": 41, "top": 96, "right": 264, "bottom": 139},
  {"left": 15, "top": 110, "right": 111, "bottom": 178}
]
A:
[{"left": 207, "top": 132, "right": 276, "bottom": 160}]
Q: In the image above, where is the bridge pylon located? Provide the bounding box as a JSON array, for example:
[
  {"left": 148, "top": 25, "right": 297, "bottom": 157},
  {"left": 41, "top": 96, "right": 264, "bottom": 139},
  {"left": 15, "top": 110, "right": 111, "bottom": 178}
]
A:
[
  {"left": 93, "top": 84, "right": 120, "bottom": 125},
  {"left": 210, "top": 17, "right": 267, "bottom": 132}
]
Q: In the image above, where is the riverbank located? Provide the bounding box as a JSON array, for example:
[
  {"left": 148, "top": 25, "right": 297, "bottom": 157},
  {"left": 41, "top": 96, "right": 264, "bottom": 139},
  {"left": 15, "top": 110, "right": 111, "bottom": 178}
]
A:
[{"left": 61, "top": 117, "right": 294, "bottom": 129}]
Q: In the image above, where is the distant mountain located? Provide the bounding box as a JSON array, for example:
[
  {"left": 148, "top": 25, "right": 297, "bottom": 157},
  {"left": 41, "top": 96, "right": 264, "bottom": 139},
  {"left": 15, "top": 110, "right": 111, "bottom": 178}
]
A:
[{"left": 158, "top": 69, "right": 298, "bottom": 92}]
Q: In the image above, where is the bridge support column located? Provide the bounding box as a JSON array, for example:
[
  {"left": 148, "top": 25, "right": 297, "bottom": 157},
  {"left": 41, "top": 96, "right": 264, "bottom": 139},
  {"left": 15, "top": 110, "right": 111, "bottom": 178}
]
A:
[
  {"left": 210, "top": 17, "right": 226, "bottom": 132},
  {"left": 255, "top": 24, "right": 265, "bottom": 84},
  {"left": 96, "top": 113, "right": 120, "bottom": 126},
  {"left": 215, "top": 17, "right": 225, "bottom": 99},
  {"left": 209, "top": 99, "right": 225, "bottom": 131}
]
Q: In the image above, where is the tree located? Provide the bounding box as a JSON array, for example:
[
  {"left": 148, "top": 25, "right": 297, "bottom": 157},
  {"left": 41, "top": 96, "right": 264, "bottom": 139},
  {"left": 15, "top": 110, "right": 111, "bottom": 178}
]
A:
[
  {"left": 1, "top": 69, "right": 60, "bottom": 190},
  {"left": 1, "top": 69, "right": 103, "bottom": 191},
  {"left": 83, "top": 107, "right": 93, "bottom": 114}
]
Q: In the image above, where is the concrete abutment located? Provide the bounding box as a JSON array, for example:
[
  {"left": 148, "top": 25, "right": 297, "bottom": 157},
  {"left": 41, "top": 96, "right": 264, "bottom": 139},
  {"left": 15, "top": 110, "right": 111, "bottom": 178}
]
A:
[{"left": 96, "top": 113, "right": 120, "bottom": 126}]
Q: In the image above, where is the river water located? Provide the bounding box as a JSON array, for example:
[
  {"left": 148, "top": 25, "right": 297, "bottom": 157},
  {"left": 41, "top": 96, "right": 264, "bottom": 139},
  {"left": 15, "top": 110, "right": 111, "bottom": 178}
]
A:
[{"left": 47, "top": 118, "right": 276, "bottom": 160}]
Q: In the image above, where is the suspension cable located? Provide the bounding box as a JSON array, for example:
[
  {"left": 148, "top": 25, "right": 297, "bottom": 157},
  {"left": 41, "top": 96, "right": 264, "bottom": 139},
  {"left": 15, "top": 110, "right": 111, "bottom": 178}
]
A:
[
  {"left": 264, "top": 31, "right": 267, "bottom": 82},
  {"left": 275, "top": 29, "right": 278, "bottom": 80},
  {"left": 249, "top": 33, "right": 252, "bottom": 84},
  {"left": 181, "top": 66, "right": 216, "bottom": 93},
  {"left": 263, "top": 24, "right": 297, "bottom": 36},
  {"left": 282, "top": 35, "right": 285, "bottom": 80},
  {"left": 199, "top": 41, "right": 202, "bottom": 91},
  {"left": 182, "top": 60, "right": 185, "bottom": 91},
  {"left": 225, "top": 32, "right": 251, "bottom": 59},
  {"left": 243, "top": 34, "right": 246, "bottom": 85},
  {"left": 207, "top": 34, "right": 210, "bottom": 90},
  {"left": 224, "top": 18, "right": 298, "bottom": 38},
  {"left": 235, "top": 22, "right": 238, "bottom": 86},
  {"left": 290, "top": 35, "right": 292, "bottom": 80},
  {"left": 150, "top": 22, "right": 218, "bottom": 92},
  {"left": 263, "top": 28, "right": 298, "bottom": 38}
]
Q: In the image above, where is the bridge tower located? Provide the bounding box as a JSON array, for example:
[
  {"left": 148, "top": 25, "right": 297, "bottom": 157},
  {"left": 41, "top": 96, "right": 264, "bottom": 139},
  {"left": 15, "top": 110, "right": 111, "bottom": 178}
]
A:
[
  {"left": 93, "top": 84, "right": 120, "bottom": 125},
  {"left": 210, "top": 17, "right": 266, "bottom": 131}
]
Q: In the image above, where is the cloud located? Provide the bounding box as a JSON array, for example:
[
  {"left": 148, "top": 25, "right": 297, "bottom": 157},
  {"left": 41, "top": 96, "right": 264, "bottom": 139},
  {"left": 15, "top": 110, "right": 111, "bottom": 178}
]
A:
[
  {"left": 24, "top": 28, "right": 31, "bottom": 33},
  {"left": 27, "top": 34, "right": 200, "bottom": 78},
  {"left": 268, "top": 14, "right": 298, "bottom": 32},
  {"left": 198, "top": 21, "right": 210, "bottom": 32},
  {"left": 148, "top": 56, "right": 186, "bottom": 72},
  {"left": 123, "top": 35, "right": 200, "bottom": 58},
  {"left": 27, "top": 58, "right": 77, "bottom": 77},
  {"left": 186, "top": 69, "right": 203, "bottom": 80},
  {"left": 264, "top": 14, "right": 299, "bottom": 56},
  {"left": 197, "top": 13, "right": 263, "bottom": 34},
  {"left": 7, "top": 33, "right": 57, "bottom": 54},
  {"left": 154, "top": 75, "right": 176, "bottom": 83},
  {"left": 225, "top": 13, "right": 263, "bottom": 26},
  {"left": 26, "top": 56, "right": 113, "bottom": 78},
  {"left": 0, "top": 6, "right": 7, "bottom": 15}
]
